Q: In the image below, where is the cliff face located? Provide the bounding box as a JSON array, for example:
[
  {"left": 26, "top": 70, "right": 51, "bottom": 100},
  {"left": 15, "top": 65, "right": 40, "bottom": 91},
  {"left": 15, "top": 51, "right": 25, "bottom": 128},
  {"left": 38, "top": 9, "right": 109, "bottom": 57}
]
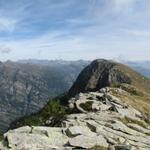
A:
[
  {"left": 0, "top": 61, "right": 88, "bottom": 132},
  {"left": 0, "top": 62, "right": 49, "bottom": 132}
]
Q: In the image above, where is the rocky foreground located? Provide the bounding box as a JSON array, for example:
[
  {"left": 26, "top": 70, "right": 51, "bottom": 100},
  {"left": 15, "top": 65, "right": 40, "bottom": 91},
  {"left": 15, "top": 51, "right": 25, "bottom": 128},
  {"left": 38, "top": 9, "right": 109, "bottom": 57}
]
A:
[{"left": 0, "top": 87, "right": 150, "bottom": 150}]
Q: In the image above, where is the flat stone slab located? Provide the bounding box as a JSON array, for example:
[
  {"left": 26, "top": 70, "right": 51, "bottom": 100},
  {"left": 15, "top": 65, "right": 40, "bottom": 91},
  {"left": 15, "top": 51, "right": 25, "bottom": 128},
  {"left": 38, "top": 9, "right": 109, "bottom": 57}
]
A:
[
  {"left": 69, "top": 134, "right": 108, "bottom": 149},
  {"left": 65, "top": 125, "right": 95, "bottom": 137}
]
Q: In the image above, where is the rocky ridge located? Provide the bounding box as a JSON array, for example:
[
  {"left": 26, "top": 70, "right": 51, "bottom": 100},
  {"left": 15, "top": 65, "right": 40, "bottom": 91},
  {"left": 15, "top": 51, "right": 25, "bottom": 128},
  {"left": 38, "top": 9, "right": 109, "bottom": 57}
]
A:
[{"left": 0, "top": 87, "right": 150, "bottom": 150}]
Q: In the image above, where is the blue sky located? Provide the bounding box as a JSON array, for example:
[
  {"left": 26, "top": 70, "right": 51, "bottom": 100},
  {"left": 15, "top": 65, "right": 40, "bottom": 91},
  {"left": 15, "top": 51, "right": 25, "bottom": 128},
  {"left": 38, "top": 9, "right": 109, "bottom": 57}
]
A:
[{"left": 0, "top": 0, "right": 150, "bottom": 61}]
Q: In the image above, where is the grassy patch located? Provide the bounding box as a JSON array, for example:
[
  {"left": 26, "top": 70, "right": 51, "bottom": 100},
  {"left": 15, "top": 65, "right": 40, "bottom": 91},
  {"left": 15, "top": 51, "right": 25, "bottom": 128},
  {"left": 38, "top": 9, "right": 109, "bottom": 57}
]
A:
[
  {"left": 111, "top": 87, "right": 150, "bottom": 115},
  {"left": 121, "top": 116, "right": 148, "bottom": 128},
  {"left": 121, "top": 85, "right": 143, "bottom": 96},
  {"left": 87, "top": 97, "right": 94, "bottom": 100},
  {"left": 10, "top": 100, "right": 68, "bottom": 128},
  {"left": 0, "top": 133, "right": 3, "bottom": 141},
  {"left": 79, "top": 101, "right": 93, "bottom": 111},
  {"left": 114, "top": 84, "right": 143, "bottom": 96},
  {"left": 144, "top": 118, "right": 150, "bottom": 125},
  {"left": 145, "top": 132, "right": 150, "bottom": 136},
  {"left": 90, "top": 145, "right": 108, "bottom": 150}
]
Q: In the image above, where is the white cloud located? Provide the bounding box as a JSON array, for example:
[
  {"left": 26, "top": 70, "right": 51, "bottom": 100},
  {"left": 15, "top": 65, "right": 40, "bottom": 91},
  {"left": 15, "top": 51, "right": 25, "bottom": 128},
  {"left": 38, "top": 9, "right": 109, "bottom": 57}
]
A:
[
  {"left": 112, "top": 0, "right": 136, "bottom": 12},
  {"left": 0, "top": 45, "right": 12, "bottom": 54},
  {"left": 123, "top": 29, "right": 150, "bottom": 37},
  {"left": 0, "top": 0, "right": 150, "bottom": 61},
  {"left": 1, "top": 23, "right": 150, "bottom": 61},
  {"left": 113, "top": 0, "right": 135, "bottom": 6},
  {"left": 0, "top": 17, "right": 17, "bottom": 32}
]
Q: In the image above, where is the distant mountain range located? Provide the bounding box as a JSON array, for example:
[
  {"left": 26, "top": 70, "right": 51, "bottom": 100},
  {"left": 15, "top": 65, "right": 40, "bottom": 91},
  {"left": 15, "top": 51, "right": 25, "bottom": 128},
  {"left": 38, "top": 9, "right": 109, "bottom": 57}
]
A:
[
  {"left": 17, "top": 59, "right": 150, "bottom": 78},
  {"left": 0, "top": 60, "right": 89, "bottom": 132},
  {"left": 124, "top": 61, "right": 150, "bottom": 78}
]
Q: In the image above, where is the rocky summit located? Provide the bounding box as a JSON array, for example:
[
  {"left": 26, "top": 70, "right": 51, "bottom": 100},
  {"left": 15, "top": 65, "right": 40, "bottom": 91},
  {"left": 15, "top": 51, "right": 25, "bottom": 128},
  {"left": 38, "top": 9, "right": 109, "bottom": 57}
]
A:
[
  {"left": 69, "top": 59, "right": 131, "bottom": 97},
  {"left": 68, "top": 59, "right": 150, "bottom": 97},
  {"left": 0, "top": 88, "right": 150, "bottom": 149},
  {"left": 0, "top": 59, "right": 150, "bottom": 150}
]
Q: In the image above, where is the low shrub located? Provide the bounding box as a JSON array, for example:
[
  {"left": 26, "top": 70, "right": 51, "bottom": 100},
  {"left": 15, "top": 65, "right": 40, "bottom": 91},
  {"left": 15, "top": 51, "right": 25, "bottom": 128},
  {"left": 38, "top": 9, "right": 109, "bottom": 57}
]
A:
[{"left": 80, "top": 101, "right": 93, "bottom": 111}]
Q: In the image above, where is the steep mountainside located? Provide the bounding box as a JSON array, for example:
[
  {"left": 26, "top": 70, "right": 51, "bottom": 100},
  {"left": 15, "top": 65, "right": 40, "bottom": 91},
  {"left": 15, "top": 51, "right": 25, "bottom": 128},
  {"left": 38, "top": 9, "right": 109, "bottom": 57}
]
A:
[
  {"left": 1, "top": 59, "right": 150, "bottom": 150},
  {"left": 0, "top": 60, "right": 89, "bottom": 132},
  {"left": 69, "top": 59, "right": 150, "bottom": 97}
]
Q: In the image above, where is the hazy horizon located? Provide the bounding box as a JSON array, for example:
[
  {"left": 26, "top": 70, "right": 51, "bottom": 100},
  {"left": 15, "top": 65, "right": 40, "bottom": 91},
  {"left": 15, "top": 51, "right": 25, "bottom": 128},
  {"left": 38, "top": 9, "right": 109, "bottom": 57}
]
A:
[
  {"left": 0, "top": 58, "right": 150, "bottom": 63},
  {"left": 0, "top": 0, "right": 150, "bottom": 61}
]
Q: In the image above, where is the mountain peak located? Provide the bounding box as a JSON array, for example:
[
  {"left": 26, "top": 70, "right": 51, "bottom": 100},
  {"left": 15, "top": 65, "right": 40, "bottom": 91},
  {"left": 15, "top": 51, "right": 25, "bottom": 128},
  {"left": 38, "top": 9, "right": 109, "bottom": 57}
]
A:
[{"left": 69, "top": 59, "right": 133, "bottom": 97}]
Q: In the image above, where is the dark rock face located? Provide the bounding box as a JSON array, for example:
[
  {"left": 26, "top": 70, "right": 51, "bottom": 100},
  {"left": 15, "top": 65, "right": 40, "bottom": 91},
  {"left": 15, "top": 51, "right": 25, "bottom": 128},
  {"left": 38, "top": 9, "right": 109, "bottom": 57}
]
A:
[
  {"left": 69, "top": 59, "right": 131, "bottom": 97},
  {"left": 0, "top": 60, "right": 89, "bottom": 132},
  {"left": 0, "top": 63, "right": 49, "bottom": 132}
]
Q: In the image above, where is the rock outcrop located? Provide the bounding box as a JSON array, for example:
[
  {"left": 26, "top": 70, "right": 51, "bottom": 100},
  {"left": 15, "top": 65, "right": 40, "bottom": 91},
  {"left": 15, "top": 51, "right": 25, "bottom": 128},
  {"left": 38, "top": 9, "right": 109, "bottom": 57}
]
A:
[
  {"left": 68, "top": 59, "right": 150, "bottom": 98},
  {"left": 68, "top": 59, "right": 132, "bottom": 97},
  {"left": 1, "top": 88, "right": 150, "bottom": 150}
]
